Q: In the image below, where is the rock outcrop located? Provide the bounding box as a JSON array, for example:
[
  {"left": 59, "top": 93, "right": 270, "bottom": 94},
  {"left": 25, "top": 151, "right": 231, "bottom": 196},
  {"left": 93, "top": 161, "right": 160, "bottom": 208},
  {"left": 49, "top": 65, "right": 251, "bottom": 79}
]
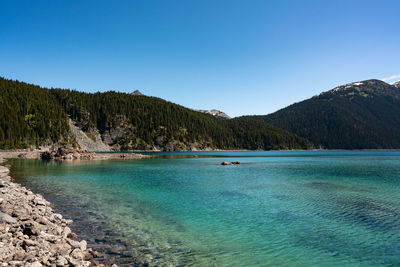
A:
[
  {"left": 0, "top": 164, "right": 94, "bottom": 266},
  {"left": 196, "top": 109, "right": 231, "bottom": 120},
  {"left": 131, "top": 90, "right": 144, "bottom": 96},
  {"left": 41, "top": 146, "right": 96, "bottom": 160},
  {"left": 68, "top": 120, "right": 111, "bottom": 152}
]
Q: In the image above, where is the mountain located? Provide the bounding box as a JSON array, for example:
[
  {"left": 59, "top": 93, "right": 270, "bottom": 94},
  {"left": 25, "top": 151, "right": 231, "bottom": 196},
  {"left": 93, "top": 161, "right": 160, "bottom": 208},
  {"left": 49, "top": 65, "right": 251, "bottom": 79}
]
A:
[
  {"left": 0, "top": 77, "right": 310, "bottom": 150},
  {"left": 393, "top": 81, "right": 400, "bottom": 88},
  {"left": 249, "top": 79, "right": 400, "bottom": 149},
  {"left": 196, "top": 109, "right": 231, "bottom": 119},
  {"left": 131, "top": 90, "right": 144, "bottom": 96}
]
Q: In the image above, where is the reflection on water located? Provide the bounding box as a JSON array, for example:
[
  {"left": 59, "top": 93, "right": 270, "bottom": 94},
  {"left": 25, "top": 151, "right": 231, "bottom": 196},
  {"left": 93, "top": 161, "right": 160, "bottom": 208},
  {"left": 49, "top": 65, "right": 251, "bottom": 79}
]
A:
[{"left": 8, "top": 151, "right": 400, "bottom": 266}]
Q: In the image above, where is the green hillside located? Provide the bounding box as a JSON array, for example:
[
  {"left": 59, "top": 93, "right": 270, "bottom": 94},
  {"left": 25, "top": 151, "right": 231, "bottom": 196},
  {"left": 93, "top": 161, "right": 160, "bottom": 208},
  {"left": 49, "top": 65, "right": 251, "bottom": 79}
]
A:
[
  {"left": 250, "top": 79, "right": 400, "bottom": 149},
  {"left": 0, "top": 78, "right": 69, "bottom": 148},
  {"left": 0, "top": 77, "right": 310, "bottom": 150}
]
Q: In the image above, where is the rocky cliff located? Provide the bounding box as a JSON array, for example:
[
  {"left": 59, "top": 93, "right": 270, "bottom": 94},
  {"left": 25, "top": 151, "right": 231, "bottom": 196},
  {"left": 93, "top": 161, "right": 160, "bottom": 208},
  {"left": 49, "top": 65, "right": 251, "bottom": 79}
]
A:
[{"left": 68, "top": 120, "right": 111, "bottom": 152}]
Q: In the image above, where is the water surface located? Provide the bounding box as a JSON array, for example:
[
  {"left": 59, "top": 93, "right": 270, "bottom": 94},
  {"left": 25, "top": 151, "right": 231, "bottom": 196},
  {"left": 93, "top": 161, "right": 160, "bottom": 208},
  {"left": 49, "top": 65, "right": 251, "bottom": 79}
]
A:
[{"left": 9, "top": 151, "right": 400, "bottom": 266}]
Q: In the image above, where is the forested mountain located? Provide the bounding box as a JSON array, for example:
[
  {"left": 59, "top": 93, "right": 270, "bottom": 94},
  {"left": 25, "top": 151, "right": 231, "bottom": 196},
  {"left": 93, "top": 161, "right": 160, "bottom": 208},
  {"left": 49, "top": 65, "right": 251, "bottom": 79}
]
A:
[
  {"left": 0, "top": 77, "right": 310, "bottom": 150},
  {"left": 0, "top": 78, "right": 69, "bottom": 149},
  {"left": 250, "top": 79, "right": 400, "bottom": 149}
]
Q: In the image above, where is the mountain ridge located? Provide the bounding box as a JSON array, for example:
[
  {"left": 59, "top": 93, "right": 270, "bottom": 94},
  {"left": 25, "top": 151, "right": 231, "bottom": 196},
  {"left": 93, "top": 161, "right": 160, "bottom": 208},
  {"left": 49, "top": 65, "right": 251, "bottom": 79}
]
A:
[
  {"left": 0, "top": 77, "right": 310, "bottom": 151},
  {"left": 2, "top": 76, "right": 398, "bottom": 150},
  {"left": 250, "top": 79, "right": 400, "bottom": 149}
]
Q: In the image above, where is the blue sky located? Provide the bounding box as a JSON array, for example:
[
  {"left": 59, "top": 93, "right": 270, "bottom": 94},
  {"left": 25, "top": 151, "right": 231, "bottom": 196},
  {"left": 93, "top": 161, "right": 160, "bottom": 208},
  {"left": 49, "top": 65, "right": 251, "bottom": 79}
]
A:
[{"left": 1, "top": 0, "right": 400, "bottom": 117}]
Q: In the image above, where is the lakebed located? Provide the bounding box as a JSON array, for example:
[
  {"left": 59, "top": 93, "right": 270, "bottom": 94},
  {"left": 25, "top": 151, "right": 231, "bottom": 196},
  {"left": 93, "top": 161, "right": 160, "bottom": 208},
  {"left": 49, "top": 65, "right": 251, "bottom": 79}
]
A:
[{"left": 2, "top": 151, "right": 400, "bottom": 266}]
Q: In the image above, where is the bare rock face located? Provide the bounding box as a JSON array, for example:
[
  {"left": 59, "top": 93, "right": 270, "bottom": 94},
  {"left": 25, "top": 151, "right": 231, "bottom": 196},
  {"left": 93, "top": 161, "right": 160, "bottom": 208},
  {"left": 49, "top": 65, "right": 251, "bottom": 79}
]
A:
[
  {"left": 68, "top": 119, "right": 111, "bottom": 152},
  {"left": 196, "top": 109, "right": 231, "bottom": 119},
  {"left": 0, "top": 163, "right": 98, "bottom": 266},
  {"left": 100, "top": 115, "right": 136, "bottom": 150},
  {"left": 131, "top": 90, "right": 144, "bottom": 96}
]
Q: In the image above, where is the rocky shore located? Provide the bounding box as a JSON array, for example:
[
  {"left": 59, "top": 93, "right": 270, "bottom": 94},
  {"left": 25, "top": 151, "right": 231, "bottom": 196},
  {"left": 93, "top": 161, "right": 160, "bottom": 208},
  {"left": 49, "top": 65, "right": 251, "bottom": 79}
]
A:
[
  {"left": 0, "top": 149, "right": 148, "bottom": 161},
  {"left": 0, "top": 160, "right": 101, "bottom": 266}
]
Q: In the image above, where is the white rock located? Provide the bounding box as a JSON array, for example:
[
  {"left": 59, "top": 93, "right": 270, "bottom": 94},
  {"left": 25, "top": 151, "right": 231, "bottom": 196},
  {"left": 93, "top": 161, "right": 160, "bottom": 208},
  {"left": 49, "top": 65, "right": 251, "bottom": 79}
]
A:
[
  {"left": 63, "top": 226, "right": 71, "bottom": 238},
  {"left": 79, "top": 240, "right": 87, "bottom": 251},
  {"left": 27, "top": 261, "right": 42, "bottom": 267},
  {"left": 55, "top": 256, "right": 68, "bottom": 266}
]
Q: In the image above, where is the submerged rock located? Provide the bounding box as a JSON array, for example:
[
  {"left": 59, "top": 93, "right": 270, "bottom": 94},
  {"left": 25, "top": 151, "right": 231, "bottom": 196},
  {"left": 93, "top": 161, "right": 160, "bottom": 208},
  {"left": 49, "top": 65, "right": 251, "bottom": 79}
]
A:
[{"left": 221, "top": 161, "right": 240, "bottom": 165}]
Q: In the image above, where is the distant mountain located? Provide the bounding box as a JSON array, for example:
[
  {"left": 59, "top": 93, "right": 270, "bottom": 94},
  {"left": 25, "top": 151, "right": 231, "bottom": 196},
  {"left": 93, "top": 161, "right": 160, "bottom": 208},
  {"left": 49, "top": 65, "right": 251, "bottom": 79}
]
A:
[
  {"left": 131, "top": 90, "right": 144, "bottom": 95},
  {"left": 249, "top": 79, "right": 400, "bottom": 149},
  {"left": 197, "top": 109, "right": 231, "bottom": 119},
  {"left": 392, "top": 81, "right": 400, "bottom": 88},
  {"left": 0, "top": 77, "right": 310, "bottom": 150}
]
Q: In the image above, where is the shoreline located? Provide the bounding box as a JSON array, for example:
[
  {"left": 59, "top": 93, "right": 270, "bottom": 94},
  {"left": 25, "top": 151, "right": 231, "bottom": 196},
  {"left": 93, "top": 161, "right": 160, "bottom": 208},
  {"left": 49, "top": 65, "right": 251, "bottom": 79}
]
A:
[
  {"left": 0, "top": 151, "right": 151, "bottom": 266},
  {"left": 0, "top": 159, "right": 100, "bottom": 266},
  {"left": 0, "top": 150, "right": 150, "bottom": 161},
  {"left": 1, "top": 148, "right": 400, "bottom": 161}
]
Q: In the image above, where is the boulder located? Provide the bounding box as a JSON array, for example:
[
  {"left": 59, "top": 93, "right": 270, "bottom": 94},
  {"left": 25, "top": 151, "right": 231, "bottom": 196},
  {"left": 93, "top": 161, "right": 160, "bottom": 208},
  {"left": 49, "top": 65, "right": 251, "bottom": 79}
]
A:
[
  {"left": 55, "top": 256, "right": 68, "bottom": 266},
  {"left": 67, "top": 239, "right": 82, "bottom": 249},
  {"left": 12, "top": 251, "right": 26, "bottom": 261},
  {"left": 27, "top": 262, "right": 42, "bottom": 267},
  {"left": 221, "top": 161, "right": 240, "bottom": 165},
  {"left": 0, "top": 166, "right": 10, "bottom": 174},
  {"left": 23, "top": 239, "right": 38, "bottom": 247},
  {"left": 22, "top": 221, "right": 41, "bottom": 236},
  {"left": 70, "top": 248, "right": 84, "bottom": 260},
  {"left": 80, "top": 240, "right": 87, "bottom": 251},
  {"left": 40, "top": 151, "right": 53, "bottom": 160},
  {"left": 0, "top": 212, "right": 17, "bottom": 224}
]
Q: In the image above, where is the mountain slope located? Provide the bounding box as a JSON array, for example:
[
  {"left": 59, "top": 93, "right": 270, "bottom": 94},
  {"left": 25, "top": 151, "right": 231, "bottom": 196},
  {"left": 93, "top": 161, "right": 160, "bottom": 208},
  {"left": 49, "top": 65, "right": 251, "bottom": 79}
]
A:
[
  {"left": 0, "top": 77, "right": 310, "bottom": 150},
  {"left": 250, "top": 79, "right": 400, "bottom": 149},
  {"left": 0, "top": 78, "right": 69, "bottom": 148}
]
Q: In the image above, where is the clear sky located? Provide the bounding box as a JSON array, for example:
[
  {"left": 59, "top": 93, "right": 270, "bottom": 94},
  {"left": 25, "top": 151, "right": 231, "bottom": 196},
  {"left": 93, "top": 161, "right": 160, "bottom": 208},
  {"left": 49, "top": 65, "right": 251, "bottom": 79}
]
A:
[{"left": 1, "top": 0, "right": 400, "bottom": 117}]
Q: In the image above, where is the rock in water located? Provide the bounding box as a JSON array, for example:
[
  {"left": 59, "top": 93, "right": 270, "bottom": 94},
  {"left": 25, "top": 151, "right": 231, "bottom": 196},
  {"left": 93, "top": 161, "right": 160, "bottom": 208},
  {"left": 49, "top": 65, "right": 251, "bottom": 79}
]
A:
[{"left": 221, "top": 161, "right": 240, "bottom": 165}]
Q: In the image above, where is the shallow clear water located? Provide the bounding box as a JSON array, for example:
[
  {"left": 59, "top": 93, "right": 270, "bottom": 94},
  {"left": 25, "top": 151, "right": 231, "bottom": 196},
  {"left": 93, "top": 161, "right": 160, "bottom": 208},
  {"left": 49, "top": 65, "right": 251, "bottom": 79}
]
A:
[{"left": 8, "top": 151, "right": 400, "bottom": 266}]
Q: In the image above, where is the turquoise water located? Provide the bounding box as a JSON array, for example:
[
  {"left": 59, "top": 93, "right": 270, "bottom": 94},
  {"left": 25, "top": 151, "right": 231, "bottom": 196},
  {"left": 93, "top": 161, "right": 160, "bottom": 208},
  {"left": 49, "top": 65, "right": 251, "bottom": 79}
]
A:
[{"left": 9, "top": 151, "right": 400, "bottom": 266}]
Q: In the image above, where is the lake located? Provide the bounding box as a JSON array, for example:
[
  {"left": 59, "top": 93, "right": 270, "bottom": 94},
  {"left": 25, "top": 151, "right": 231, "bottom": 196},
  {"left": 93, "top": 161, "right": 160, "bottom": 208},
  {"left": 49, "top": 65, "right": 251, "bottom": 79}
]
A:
[{"left": 9, "top": 151, "right": 400, "bottom": 266}]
